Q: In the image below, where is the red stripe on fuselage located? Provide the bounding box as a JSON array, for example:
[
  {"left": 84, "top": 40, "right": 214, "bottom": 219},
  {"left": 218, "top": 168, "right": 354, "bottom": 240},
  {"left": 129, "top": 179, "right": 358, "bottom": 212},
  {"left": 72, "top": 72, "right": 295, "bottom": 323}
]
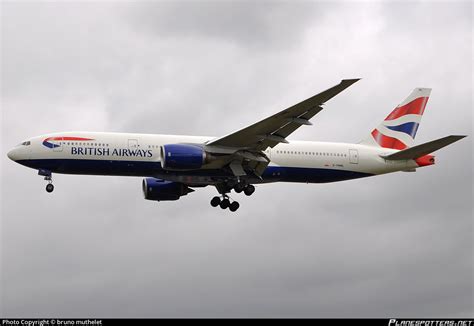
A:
[
  {"left": 385, "top": 97, "right": 429, "bottom": 120},
  {"left": 371, "top": 129, "right": 407, "bottom": 150},
  {"left": 45, "top": 137, "right": 94, "bottom": 142}
]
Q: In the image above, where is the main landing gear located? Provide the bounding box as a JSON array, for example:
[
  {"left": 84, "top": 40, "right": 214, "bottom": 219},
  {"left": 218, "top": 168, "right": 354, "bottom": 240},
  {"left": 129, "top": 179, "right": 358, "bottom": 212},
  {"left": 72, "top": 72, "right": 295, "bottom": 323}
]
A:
[
  {"left": 210, "top": 195, "right": 240, "bottom": 212},
  {"left": 210, "top": 182, "right": 256, "bottom": 212},
  {"left": 233, "top": 183, "right": 255, "bottom": 196}
]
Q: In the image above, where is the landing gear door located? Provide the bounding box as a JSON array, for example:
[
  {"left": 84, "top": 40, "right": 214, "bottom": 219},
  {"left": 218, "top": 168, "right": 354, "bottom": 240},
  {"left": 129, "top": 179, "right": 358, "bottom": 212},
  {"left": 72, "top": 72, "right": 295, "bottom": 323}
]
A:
[{"left": 349, "top": 149, "right": 359, "bottom": 164}]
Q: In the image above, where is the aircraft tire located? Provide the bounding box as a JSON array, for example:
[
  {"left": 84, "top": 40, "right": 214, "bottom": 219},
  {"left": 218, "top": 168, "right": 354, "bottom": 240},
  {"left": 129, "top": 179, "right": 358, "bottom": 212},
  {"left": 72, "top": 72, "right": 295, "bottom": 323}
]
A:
[
  {"left": 234, "top": 183, "right": 245, "bottom": 193},
  {"left": 46, "top": 184, "right": 54, "bottom": 193},
  {"left": 244, "top": 185, "right": 255, "bottom": 196},
  {"left": 210, "top": 196, "right": 221, "bottom": 207},
  {"left": 229, "top": 201, "right": 240, "bottom": 212},
  {"left": 220, "top": 198, "right": 230, "bottom": 209}
]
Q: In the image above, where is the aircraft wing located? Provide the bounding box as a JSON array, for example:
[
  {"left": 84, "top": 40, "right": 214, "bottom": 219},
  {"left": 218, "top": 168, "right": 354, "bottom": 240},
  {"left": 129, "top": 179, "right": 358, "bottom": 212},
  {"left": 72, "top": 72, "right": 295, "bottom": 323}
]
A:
[{"left": 206, "top": 79, "right": 360, "bottom": 151}]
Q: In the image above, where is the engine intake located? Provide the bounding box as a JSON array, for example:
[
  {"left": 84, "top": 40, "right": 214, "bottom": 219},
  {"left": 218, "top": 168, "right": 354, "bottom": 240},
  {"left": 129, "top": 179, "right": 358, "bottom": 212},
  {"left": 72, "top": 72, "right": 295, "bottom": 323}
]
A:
[
  {"left": 160, "top": 144, "right": 206, "bottom": 170},
  {"left": 142, "top": 178, "right": 194, "bottom": 201}
]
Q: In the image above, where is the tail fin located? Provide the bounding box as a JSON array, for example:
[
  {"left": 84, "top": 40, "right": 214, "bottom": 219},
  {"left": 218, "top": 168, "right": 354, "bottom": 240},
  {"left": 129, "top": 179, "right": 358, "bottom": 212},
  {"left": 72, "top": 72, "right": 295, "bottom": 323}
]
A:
[{"left": 361, "top": 88, "right": 431, "bottom": 149}]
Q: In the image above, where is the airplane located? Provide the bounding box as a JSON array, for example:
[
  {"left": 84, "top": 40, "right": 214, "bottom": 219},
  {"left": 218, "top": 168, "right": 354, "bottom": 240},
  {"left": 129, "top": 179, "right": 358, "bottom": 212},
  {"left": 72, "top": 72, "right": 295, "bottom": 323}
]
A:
[{"left": 7, "top": 79, "right": 466, "bottom": 212}]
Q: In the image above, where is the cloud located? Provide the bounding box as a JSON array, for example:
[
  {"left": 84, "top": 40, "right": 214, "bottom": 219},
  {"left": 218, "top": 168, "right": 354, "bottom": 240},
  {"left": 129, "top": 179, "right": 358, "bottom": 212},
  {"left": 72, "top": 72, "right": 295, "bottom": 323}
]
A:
[
  {"left": 1, "top": 0, "right": 472, "bottom": 318},
  {"left": 126, "top": 1, "right": 324, "bottom": 50}
]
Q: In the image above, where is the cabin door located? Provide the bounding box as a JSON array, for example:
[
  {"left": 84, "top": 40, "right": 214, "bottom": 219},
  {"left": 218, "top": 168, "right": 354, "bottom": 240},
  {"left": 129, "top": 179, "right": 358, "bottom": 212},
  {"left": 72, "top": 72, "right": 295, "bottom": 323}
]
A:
[{"left": 349, "top": 149, "right": 359, "bottom": 164}]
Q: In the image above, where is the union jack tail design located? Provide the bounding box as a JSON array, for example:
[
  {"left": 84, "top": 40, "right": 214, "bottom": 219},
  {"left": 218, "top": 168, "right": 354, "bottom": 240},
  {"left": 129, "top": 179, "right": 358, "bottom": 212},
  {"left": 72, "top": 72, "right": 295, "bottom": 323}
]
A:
[{"left": 361, "top": 88, "right": 431, "bottom": 149}]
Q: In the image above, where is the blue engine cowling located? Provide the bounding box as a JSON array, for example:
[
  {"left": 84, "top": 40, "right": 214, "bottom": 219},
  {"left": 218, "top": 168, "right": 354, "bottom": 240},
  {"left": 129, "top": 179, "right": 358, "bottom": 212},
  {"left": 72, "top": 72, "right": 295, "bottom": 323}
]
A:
[
  {"left": 160, "top": 144, "right": 206, "bottom": 170},
  {"left": 142, "top": 178, "right": 194, "bottom": 201}
]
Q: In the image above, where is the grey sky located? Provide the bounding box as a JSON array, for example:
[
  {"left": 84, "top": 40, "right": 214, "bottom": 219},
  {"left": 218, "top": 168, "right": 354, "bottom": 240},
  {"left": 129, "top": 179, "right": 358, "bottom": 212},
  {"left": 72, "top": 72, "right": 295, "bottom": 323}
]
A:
[{"left": 1, "top": 0, "right": 472, "bottom": 318}]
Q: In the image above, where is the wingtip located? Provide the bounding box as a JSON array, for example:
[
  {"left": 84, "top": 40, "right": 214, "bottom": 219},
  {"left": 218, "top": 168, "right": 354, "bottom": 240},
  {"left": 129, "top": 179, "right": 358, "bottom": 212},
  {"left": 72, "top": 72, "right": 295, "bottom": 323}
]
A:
[
  {"left": 445, "top": 135, "right": 468, "bottom": 144},
  {"left": 341, "top": 78, "right": 362, "bottom": 84}
]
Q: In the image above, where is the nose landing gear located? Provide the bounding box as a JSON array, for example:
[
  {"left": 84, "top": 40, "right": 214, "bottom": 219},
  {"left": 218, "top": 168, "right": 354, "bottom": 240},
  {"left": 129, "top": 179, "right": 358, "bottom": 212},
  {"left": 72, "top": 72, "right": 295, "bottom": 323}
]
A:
[
  {"left": 44, "top": 175, "right": 54, "bottom": 193},
  {"left": 39, "top": 169, "right": 54, "bottom": 193}
]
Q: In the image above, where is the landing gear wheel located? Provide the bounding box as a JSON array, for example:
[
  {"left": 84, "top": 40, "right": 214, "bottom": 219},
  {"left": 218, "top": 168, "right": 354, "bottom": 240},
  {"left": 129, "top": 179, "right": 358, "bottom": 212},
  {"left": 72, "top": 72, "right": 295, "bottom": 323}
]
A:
[
  {"left": 244, "top": 184, "right": 255, "bottom": 196},
  {"left": 210, "top": 196, "right": 221, "bottom": 207},
  {"left": 229, "top": 201, "right": 240, "bottom": 212},
  {"left": 46, "top": 183, "right": 54, "bottom": 193},
  {"left": 220, "top": 198, "right": 230, "bottom": 209},
  {"left": 234, "top": 183, "right": 245, "bottom": 193}
]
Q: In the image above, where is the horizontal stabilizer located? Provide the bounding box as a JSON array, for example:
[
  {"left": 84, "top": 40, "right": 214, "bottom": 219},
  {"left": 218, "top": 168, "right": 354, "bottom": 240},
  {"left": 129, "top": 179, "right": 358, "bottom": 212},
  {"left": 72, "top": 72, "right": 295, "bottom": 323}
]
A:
[{"left": 382, "top": 135, "right": 466, "bottom": 160}]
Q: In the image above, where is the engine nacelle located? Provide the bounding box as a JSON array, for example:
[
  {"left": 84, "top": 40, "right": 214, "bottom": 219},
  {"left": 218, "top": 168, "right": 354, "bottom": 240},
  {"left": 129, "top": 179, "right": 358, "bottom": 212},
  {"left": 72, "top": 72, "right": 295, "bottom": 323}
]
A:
[
  {"left": 160, "top": 144, "right": 206, "bottom": 170},
  {"left": 142, "top": 178, "right": 194, "bottom": 201}
]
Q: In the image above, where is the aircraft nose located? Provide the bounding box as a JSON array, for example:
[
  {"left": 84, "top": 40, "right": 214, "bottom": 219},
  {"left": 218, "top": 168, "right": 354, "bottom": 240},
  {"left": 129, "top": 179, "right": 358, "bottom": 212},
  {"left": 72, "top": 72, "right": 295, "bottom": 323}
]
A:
[{"left": 7, "top": 148, "right": 18, "bottom": 161}]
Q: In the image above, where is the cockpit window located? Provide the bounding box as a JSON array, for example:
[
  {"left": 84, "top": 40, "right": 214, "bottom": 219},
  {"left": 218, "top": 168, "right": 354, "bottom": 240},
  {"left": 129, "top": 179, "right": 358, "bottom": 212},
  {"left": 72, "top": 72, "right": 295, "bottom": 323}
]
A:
[{"left": 20, "top": 141, "right": 31, "bottom": 146}]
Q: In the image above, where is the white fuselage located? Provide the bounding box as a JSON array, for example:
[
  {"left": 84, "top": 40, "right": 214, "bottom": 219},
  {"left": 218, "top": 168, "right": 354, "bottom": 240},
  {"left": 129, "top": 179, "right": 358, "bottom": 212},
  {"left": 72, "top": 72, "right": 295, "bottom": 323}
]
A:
[{"left": 8, "top": 131, "right": 420, "bottom": 185}]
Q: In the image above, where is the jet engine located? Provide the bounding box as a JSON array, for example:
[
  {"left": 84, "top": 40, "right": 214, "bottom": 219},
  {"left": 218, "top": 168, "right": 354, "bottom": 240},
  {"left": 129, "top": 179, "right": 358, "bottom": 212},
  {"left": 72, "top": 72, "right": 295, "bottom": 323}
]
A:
[
  {"left": 160, "top": 144, "right": 207, "bottom": 170},
  {"left": 142, "top": 178, "right": 194, "bottom": 201}
]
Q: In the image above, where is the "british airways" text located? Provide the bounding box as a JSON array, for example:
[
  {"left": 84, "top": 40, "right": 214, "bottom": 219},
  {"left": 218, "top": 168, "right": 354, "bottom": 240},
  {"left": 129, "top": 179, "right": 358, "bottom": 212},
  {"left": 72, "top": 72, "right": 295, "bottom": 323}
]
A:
[{"left": 71, "top": 147, "right": 153, "bottom": 157}]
